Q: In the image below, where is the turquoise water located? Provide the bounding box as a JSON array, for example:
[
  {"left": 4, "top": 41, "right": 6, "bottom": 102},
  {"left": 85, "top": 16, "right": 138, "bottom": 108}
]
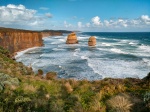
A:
[{"left": 16, "top": 32, "right": 150, "bottom": 80}]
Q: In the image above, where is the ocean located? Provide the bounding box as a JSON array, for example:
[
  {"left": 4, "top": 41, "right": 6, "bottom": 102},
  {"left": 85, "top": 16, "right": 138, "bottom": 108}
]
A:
[{"left": 15, "top": 32, "right": 150, "bottom": 80}]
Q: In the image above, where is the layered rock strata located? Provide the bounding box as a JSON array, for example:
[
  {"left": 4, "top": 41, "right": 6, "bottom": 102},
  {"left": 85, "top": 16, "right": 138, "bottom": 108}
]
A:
[
  {"left": 66, "top": 32, "right": 78, "bottom": 44},
  {"left": 0, "top": 28, "right": 63, "bottom": 55}
]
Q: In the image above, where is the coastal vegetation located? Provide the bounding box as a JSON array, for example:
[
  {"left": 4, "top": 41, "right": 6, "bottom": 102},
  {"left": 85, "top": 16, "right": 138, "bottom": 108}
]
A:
[{"left": 0, "top": 46, "right": 149, "bottom": 112}]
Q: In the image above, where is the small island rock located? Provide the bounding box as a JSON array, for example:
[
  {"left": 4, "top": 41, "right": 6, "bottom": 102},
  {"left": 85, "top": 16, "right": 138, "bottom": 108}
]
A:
[
  {"left": 66, "top": 32, "right": 78, "bottom": 44},
  {"left": 88, "top": 36, "right": 96, "bottom": 46}
]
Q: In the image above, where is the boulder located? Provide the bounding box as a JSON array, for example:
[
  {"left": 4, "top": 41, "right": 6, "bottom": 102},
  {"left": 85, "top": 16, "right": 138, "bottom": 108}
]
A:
[
  {"left": 45, "top": 72, "right": 57, "bottom": 80},
  {"left": 66, "top": 32, "right": 78, "bottom": 44},
  {"left": 88, "top": 36, "right": 96, "bottom": 46},
  {"left": 37, "top": 69, "right": 43, "bottom": 78}
]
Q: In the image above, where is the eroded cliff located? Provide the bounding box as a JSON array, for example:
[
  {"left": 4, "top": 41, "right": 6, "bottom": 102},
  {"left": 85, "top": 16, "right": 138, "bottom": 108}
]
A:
[{"left": 0, "top": 28, "right": 64, "bottom": 55}]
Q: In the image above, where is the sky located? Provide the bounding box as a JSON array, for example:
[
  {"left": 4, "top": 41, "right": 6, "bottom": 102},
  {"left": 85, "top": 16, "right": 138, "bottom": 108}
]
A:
[{"left": 0, "top": 0, "right": 150, "bottom": 32}]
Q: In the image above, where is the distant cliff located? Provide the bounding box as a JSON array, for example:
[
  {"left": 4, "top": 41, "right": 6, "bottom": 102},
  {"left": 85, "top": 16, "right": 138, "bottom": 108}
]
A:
[{"left": 0, "top": 27, "right": 70, "bottom": 55}]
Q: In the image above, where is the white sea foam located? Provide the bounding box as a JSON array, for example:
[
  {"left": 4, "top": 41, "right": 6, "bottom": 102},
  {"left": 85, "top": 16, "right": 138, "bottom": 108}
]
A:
[
  {"left": 120, "top": 40, "right": 129, "bottom": 42},
  {"left": 78, "top": 36, "right": 89, "bottom": 40},
  {"left": 73, "top": 48, "right": 80, "bottom": 57},
  {"left": 42, "top": 37, "right": 50, "bottom": 41},
  {"left": 139, "top": 45, "right": 150, "bottom": 52},
  {"left": 86, "top": 58, "right": 148, "bottom": 79},
  {"left": 143, "top": 58, "right": 150, "bottom": 66},
  {"left": 75, "top": 48, "right": 80, "bottom": 51},
  {"left": 81, "top": 56, "right": 88, "bottom": 60},
  {"left": 102, "top": 43, "right": 111, "bottom": 46},
  {"left": 110, "top": 48, "right": 126, "bottom": 54},
  {"left": 15, "top": 47, "right": 40, "bottom": 59},
  {"left": 129, "top": 42, "right": 137, "bottom": 45},
  {"left": 58, "top": 39, "right": 66, "bottom": 42}
]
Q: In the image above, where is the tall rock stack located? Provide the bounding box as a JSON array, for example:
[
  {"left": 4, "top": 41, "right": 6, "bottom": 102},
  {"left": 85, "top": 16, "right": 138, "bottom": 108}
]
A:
[
  {"left": 66, "top": 32, "right": 78, "bottom": 44},
  {"left": 88, "top": 36, "right": 96, "bottom": 46}
]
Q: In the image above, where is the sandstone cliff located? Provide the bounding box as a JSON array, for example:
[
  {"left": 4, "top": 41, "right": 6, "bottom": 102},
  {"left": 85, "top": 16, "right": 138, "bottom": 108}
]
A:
[
  {"left": 0, "top": 27, "right": 64, "bottom": 55},
  {"left": 41, "top": 32, "right": 62, "bottom": 37},
  {"left": 66, "top": 32, "right": 78, "bottom": 44},
  {"left": 88, "top": 36, "right": 96, "bottom": 46}
]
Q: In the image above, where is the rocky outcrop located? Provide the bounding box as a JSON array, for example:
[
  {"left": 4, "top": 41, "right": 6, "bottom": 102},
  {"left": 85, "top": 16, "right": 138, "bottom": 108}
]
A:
[
  {"left": 0, "top": 31, "right": 43, "bottom": 54},
  {"left": 0, "top": 27, "right": 64, "bottom": 55},
  {"left": 45, "top": 72, "right": 57, "bottom": 80},
  {"left": 88, "top": 36, "right": 96, "bottom": 46},
  {"left": 66, "top": 32, "right": 78, "bottom": 44}
]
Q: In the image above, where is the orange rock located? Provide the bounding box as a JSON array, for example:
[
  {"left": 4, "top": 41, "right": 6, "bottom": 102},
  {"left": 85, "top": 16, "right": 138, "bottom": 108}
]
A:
[
  {"left": 0, "top": 28, "right": 63, "bottom": 54},
  {"left": 66, "top": 32, "right": 78, "bottom": 44},
  {"left": 88, "top": 36, "right": 96, "bottom": 46}
]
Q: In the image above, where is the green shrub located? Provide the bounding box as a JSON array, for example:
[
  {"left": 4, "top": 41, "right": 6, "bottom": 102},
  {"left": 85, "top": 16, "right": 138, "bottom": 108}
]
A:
[{"left": 0, "top": 72, "right": 19, "bottom": 91}]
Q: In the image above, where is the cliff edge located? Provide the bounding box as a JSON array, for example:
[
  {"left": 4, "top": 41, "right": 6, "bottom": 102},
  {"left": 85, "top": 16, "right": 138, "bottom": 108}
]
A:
[{"left": 0, "top": 27, "right": 67, "bottom": 55}]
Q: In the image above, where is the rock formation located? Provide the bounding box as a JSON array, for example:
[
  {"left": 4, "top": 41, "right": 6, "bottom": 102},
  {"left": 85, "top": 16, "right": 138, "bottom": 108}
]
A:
[
  {"left": 0, "top": 31, "right": 43, "bottom": 54},
  {"left": 45, "top": 72, "right": 57, "bottom": 80},
  {"left": 88, "top": 36, "right": 96, "bottom": 46},
  {"left": 0, "top": 27, "right": 64, "bottom": 55},
  {"left": 66, "top": 32, "right": 78, "bottom": 44}
]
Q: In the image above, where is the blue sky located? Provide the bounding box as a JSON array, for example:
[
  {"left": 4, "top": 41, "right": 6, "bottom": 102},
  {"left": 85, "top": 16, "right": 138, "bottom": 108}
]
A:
[{"left": 0, "top": 0, "right": 150, "bottom": 32}]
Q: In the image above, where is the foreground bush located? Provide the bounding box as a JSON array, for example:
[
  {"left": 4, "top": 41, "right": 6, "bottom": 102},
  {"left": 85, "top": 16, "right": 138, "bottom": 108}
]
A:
[{"left": 107, "top": 93, "right": 133, "bottom": 112}]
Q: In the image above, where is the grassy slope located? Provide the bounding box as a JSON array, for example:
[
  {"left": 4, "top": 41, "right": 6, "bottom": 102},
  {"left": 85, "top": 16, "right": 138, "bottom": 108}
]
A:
[{"left": 0, "top": 46, "right": 149, "bottom": 112}]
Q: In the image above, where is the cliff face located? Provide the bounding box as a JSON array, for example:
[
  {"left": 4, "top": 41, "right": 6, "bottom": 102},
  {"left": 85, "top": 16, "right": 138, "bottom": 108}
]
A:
[
  {"left": 0, "top": 28, "right": 63, "bottom": 55},
  {"left": 0, "top": 31, "right": 43, "bottom": 54}
]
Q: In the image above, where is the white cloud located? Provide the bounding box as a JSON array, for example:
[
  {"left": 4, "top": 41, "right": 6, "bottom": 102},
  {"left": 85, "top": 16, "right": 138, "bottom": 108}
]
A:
[
  {"left": 130, "top": 19, "right": 140, "bottom": 25},
  {"left": 118, "top": 19, "right": 128, "bottom": 27},
  {"left": 104, "top": 19, "right": 128, "bottom": 28},
  {"left": 39, "top": 7, "right": 49, "bottom": 10},
  {"left": 64, "top": 21, "right": 72, "bottom": 28},
  {"left": 29, "top": 21, "right": 43, "bottom": 26},
  {"left": 78, "top": 22, "right": 82, "bottom": 28},
  {"left": 0, "top": 4, "right": 51, "bottom": 29},
  {"left": 104, "top": 20, "right": 110, "bottom": 27},
  {"left": 91, "top": 16, "right": 102, "bottom": 26},
  {"left": 45, "top": 13, "right": 52, "bottom": 18},
  {"left": 141, "top": 15, "right": 150, "bottom": 21},
  {"left": 86, "top": 23, "right": 90, "bottom": 27},
  {"left": 0, "top": 4, "right": 36, "bottom": 23},
  {"left": 141, "top": 15, "right": 150, "bottom": 25}
]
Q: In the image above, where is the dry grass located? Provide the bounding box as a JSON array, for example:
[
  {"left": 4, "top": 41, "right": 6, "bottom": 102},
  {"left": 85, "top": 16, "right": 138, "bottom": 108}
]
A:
[
  {"left": 89, "top": 99, "right": 106, "bottom": 112},
  {"left": 64, "top": 82, "right": 73, "bottom": 93},
  {"left": 107, "top": 93, "right": 133, "bottom": 112},
  {"left": 23, "top": 83, "right": 37, "bottom": 93},
  {"left": 69, "top": 78, "right": 79, "bottom": 89}
]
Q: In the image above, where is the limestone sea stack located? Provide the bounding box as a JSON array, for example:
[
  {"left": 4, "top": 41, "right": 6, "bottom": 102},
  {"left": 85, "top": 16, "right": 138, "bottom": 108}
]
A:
[
  {"left": 66, "top": 32, "right": 78, "bottom": 44},
  {"left": 88, "top": 36, "right": 96, "bottom": 46}
]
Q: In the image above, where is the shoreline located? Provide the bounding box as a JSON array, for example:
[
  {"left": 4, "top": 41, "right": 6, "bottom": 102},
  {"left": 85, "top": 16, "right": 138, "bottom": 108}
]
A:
[
  {"left": 14, "top": 47, "right": 41, "bottom": 59},
  {"left": 14, "top": 36, "right": 50, "bottom": 59}
]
